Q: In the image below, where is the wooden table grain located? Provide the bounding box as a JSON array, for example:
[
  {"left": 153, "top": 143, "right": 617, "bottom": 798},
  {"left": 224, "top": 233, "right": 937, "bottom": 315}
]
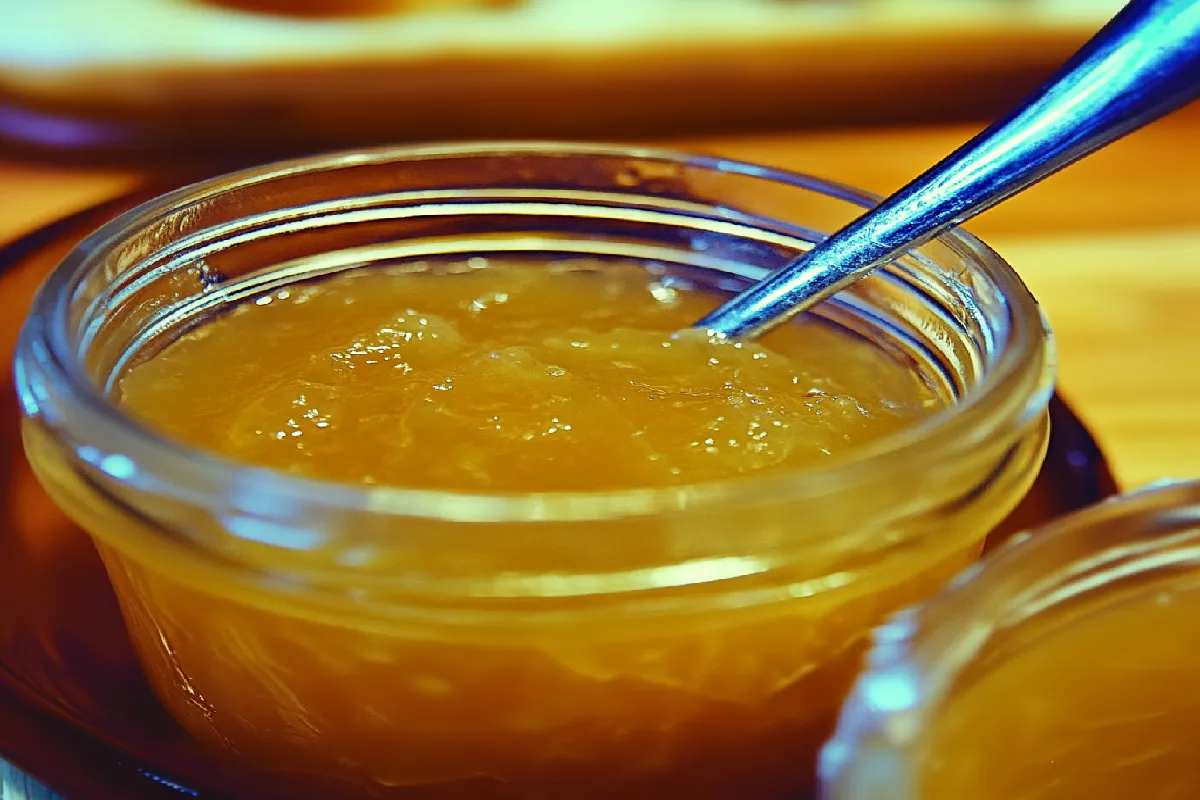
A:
[{"left": 2, "top": 105, "right": 1199, "bottom": 491}]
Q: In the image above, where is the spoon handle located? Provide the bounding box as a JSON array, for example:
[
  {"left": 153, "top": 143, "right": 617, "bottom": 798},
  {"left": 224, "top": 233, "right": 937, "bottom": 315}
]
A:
[{"left": 699, "top": 0, "right": 1200, "bottom": 340}]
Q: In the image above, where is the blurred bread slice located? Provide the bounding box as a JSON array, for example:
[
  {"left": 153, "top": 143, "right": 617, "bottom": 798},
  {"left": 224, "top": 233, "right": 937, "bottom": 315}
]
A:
[{"left": 0, "top": 0, "right": 1125, "bottom": 158}]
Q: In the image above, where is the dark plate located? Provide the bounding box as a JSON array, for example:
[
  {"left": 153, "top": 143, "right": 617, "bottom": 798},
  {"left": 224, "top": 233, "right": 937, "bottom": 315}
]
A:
[{"left": 0, "top": 195, "right": 1119, "bottom": 800}]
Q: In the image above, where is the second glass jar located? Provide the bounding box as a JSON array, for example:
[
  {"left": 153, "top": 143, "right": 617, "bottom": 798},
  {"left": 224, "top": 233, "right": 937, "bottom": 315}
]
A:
[{"left": 820, "top": 479, "right": 1200, "bottom": 800}]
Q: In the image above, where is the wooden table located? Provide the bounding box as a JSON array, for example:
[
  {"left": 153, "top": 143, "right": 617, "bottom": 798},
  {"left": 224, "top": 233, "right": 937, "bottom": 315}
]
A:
[{"left": 4, "top": 106, "right": 1200, "bottom": 489}]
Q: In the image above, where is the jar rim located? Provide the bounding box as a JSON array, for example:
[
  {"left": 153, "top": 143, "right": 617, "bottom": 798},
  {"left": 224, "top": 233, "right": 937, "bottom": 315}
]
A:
[
  {"left": 818, "top": 478, "right": 1200, "bottom": 795},
  {"left": 18, "top": 141, "right": 1055, "bottom": 524}
]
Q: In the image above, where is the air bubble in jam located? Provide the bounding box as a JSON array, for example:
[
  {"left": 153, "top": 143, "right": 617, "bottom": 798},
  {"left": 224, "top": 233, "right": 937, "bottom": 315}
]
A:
[
  {"left": 223, "top": 380, "right": 344, "bottom": 470},
  {"left": 320, "top": 310, "right": 464, "bottom": 376}
]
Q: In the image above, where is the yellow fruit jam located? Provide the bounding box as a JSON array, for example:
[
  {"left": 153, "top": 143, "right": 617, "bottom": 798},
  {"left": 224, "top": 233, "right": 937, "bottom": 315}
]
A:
[
  {"left": 111, "top": 258, "right": 955, "bottom": 798},
  {"left": 920, "top": 581, "right": 1200, "bottom": 800},
  {"left": 120, "top": 261, "right": 939, "bottom": 491}
]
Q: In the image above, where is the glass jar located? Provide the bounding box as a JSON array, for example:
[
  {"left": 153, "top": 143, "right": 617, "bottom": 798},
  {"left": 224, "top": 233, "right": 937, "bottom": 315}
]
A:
[
  {"left": 819, "top": 479, "right": 1200, "bottom": 800},
  {"left": 14, "top": 144, "right": 1053, "bottom": 798}
]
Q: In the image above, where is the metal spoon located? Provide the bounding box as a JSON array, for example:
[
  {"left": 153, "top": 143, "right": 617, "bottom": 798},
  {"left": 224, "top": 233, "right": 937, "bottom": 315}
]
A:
[{"left": 697, "top": 0, "right": 1200, "bottom": 341}]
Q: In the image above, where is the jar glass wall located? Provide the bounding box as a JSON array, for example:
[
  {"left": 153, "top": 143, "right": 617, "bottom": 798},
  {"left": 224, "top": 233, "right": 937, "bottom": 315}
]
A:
[
  {"left": 15, "top": 144, "right": 1053, "bottom": 798},
  {"left": 819, "top": 480, "right": 1200, "bottom": 800}
]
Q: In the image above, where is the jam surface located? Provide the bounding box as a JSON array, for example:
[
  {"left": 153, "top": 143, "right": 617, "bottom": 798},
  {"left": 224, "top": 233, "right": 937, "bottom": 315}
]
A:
[{"left": 119, "top": 260, "right": 940, "bottom": 492}]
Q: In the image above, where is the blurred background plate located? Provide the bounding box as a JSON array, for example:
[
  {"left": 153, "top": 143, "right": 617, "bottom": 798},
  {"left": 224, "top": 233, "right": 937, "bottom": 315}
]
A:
[{"left": 0, "top": 0, "right": 1125, "bottom": 160}]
